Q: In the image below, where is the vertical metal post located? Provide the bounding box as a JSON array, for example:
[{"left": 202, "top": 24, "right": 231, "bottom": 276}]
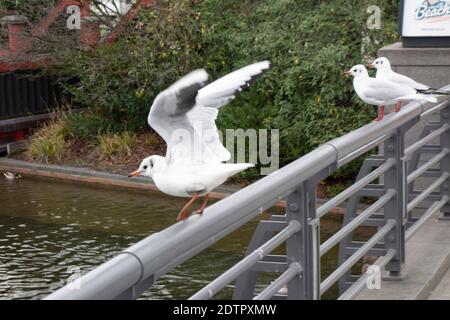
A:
[
  {"left": 286, "top": 187, "right": 304, "bottom": 299},
  {"left": 440, "top": 103, "right": 450, "bottom": 219},
  {"left": 383, "top": 127, "right": 407, "bottom": 278},
  {"left": 286, "top": 166, "right": 333, "bottom": 300},
  {"left": 286, "top": 182, "right": 320, "bottom": 299},
  {"left": 305, "top": 179, "right": 321, "bottom": 300}
]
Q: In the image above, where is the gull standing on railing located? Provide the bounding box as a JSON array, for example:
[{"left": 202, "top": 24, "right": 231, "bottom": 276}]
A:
[
  {"left": 367, "top": 57, "right": 449, "bottom": 112},
  {"left": 345, "top": 64, "right": 437, "bottom": 121},
  {"left": 129, "top": 61, "right": 271, "bottom": 221}
]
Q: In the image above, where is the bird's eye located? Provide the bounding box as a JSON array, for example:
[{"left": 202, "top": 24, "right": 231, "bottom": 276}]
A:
[{"left": 143, "top": 165, "right": 148, "bottom": 170}]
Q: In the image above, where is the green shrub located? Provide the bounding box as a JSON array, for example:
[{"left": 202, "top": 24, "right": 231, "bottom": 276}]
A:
[
  {"left": 50, "top": 0, "right": 205, "bottom": 133},
  {"left": 143, "top": 133, "right": 158, "bottom": 147},
  {"left": 63, "top": 111, "right": 116, "bottom": 140},
  {"left": 27, "top": 120, "right": 67, "bottom": 163},
  {"left": 200, "top": 0, "right": 399, "bottom": 168},
  {"left": 327, "top": 181, "right": 353, "bottom": 198},
  {"left": 97, "top": 131, "right": 137, "bottom": 160},
  {"left": 42, "top": 0, "right": 399, "bottom": 178}
]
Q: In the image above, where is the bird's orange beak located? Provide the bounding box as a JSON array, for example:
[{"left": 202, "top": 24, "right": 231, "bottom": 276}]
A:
[
  {"left": 344, "top": 71, "right": 351, "bottom": 78},
  {"left": 127, "top": 170, "right": 141, "bottom": 178},
  {"left": 367, "top": 64, "right": 374, "bottom": 69}
]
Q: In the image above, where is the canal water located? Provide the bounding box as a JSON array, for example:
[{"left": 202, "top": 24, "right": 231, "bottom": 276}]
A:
[{"left": 0, "top": 177, "right": 342, "bottom": 300}]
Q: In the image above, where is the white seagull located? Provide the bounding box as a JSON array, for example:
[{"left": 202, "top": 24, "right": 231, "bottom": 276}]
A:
[
  {"left": 129, "top": 61, "right": 271, "bottom": 221},
  {"left": 345, "top": 64, "right": 437, "bottom": 121},
  {"left": 367, "top": 57, "right": 448, "bottom": 113}
]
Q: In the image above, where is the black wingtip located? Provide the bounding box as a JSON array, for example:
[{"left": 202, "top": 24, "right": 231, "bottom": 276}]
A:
[{"left": 417, "top": 89, "right": 450, "bottom": 95}]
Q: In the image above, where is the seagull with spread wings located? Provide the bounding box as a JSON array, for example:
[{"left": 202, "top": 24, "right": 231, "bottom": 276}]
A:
[{"left": 129, "top": 61, "right": 271, "bottom": 221}]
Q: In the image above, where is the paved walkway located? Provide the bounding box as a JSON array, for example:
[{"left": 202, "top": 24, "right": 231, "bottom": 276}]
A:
[{"left": 355, "top": 215, "right": 450, "bottom": 300}]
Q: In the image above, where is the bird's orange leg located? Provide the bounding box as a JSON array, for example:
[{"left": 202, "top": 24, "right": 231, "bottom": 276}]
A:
[
  {"left": 176, "top": 193, "right": 198, "bottom": 222},
  {"left": 375, "top": 105, "right": 385, "bottom": 122},
  {"left": 395, "top": 101, "right": 402, "bottom": 112},
  {"left": 193, "top": 194, "right": 210, "bottom": 216}
]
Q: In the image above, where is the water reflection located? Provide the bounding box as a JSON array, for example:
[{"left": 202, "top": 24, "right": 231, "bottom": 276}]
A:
[{"left": 0, "top": 176, "right": 341, "bottom": 300}]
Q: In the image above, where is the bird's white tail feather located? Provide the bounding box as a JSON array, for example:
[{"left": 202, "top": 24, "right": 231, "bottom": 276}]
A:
[
  {"left": 397, "top": 94, "right": 437, "bottom": 104},
  {"left": 223, "top": 163, "right": 254, "bottom": 177}
]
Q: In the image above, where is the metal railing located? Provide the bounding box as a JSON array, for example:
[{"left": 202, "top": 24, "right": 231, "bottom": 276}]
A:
[{"left": 45, "top": 84, "right": 450, "bottom": 300}]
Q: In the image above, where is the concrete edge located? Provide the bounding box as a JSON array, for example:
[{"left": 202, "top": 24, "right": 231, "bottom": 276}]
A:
[
  {"left": 418, "top": 249, "right": 450, "bottom": 300},
  {"left": 0, "top": 157, "right": 237, "bottom": 200},
  {"left": 0, "top": 158, "right": 354, "bottom": 214}
]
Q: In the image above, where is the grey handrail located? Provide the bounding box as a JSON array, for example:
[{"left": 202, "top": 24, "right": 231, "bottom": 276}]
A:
[{"left": 45, "top": 85, "right": 450, "bottom": 300}]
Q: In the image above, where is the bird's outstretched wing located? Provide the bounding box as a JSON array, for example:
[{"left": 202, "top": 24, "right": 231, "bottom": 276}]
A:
[
  {"left": 148, "top": 69, "right": 213, "bottom": 164},
  {"left": 188, "top": 61, "right": 271, "bottom": 161},
  {"left": 148, "top": 61, "right": 271, "bottom": 165}
]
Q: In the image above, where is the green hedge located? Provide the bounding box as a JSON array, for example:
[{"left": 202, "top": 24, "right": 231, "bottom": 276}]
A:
[
  {"left": 52, "top": 0, "right": 205, "bottom": 135},
  {"left": 43, "top": 0, "right": 399, "bottom": 175}
]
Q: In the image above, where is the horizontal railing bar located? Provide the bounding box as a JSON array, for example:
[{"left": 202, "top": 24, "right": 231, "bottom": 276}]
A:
[
  {"left": 258, "top": 220, "right": 288, "bottom": 232},
  {"left": 421, "top": 169, "right": 445, "bottom": 178},
  {"left": 320, "top": 189, "right": 396, "bottom": 257},
  {"left": 317, "top": 159, "right": 395, "bottom": 218},
  {"left": 338, "top": 249, "right": 396, "bottom": 300},
  {"left": 407, "top": 149, "right": 449, "bottom": 184},
  {"left": 253, "top": 261, "right": 288, "bottom": 273},
  {"left": 407, "top": 172, "right": 449, "bottom": 213},
  {"left": 346, "top": 241, "right": 385, "bottom": 249},
  {"left": 346, "top": 247, "right": 387, "bottom": 257},
  {"left": 262, "top": 254, "right": 287, "bottom": 262},
  {"left": 253, "top": 262, "right": 302, "bottom": 300},
  {"left": 409, "top": 192, "right": 441, "bottom": 202},
  {"left": 320, "top": 219, "right": 396, "bottom": 295},
  {"left": 405, "top": 124, "right": 449, "bottom": 157},
  {"left": 189, "top": 220, "right": 301, "bottom": 300},
  {"left": 417, "top": 145, "right": 442, "bottom": 153},
  {"left": 406, "top": 196, "right": 449, "bottom": 241},
  {"left": 421, "top": 100, "right": 450, "bottom": 120},
  {"left": 337, "top": 133, "right": 392, "bottom": 167}
]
